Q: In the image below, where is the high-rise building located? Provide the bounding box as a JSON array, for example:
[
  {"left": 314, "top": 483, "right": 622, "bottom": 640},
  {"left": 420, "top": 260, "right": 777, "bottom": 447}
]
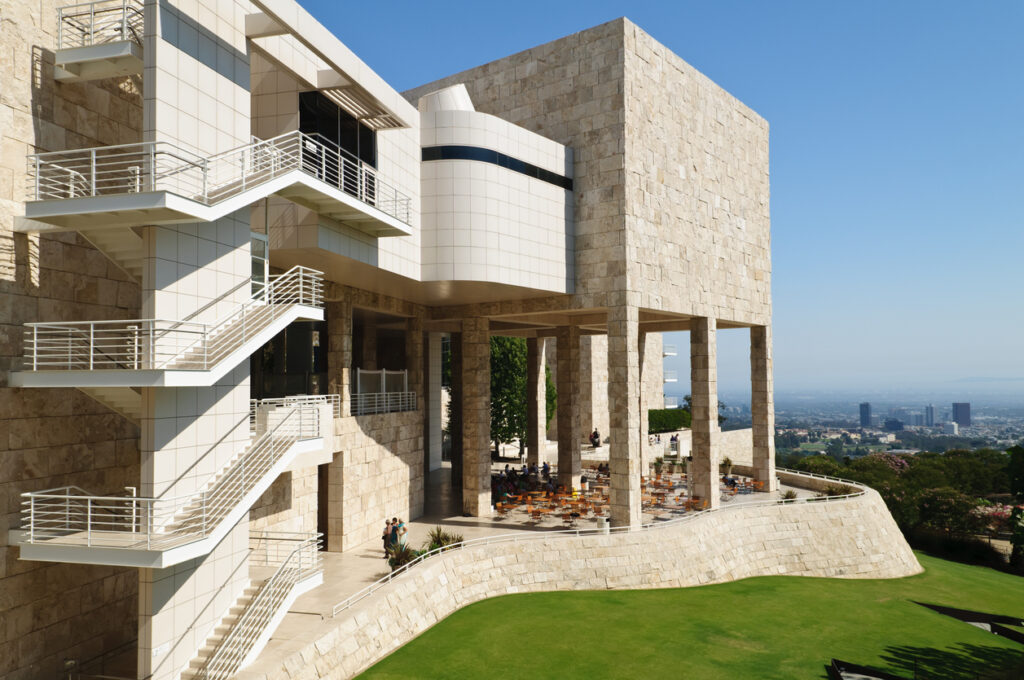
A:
[
  {"left": 952, "top": 402, "right": 972, "bottom": 427},
  {"left": 860, "top": 402, "right": 872, "bottom": 428},
  {"left": 924, "top": 404, "right": 935, "bottom": 427}
]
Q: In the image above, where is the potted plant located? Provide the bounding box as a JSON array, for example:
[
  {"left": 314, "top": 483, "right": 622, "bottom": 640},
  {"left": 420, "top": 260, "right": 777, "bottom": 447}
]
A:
[
  {"left": 720, "top": 456, "right": 733, "bottom": 476},
  {"left": 653, "top": 456, "right": 664, "bottom": 479}
]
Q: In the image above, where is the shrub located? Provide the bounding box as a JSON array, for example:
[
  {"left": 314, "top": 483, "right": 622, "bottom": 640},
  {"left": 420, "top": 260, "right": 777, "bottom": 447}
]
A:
[
  {"left": 388, "top": 543, "right": 423, "bottom": 571},
  {"left": 817, "top": 483, "right": 855, "bottom": 497},
  {"left": 908, "top": 529, "right": 1007, "bottom": 570},
  {"left": 649, "top": 408, "right": 690, "bottom": 433},
  {"left": 782, "top": 489, "right": 798, "bottom": 500},
  {"left": 425, "top": 526, "right": 464, "bottom": 553}
]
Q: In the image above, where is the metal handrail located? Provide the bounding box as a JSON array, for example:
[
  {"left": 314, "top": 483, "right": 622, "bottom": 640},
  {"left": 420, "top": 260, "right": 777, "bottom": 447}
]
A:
[
  {"left": 26, "top": 130, "right": 413, "bottom": 225},
  {"left": 197, "top": 532, "right": 322, "bottom": 680},
  {"left": 249, "top": 394, "right": 340, "bottom": 433},
  {"left": 58, "top": 0, "right": 144, "bottom": 50},
  {"left": 329, "top": 469, "right": 867, "bottom": 617},
  {"left": 22, "top": 265, "right": 323, "bottom": 372},
  {"left": 21, "top": 402, "right": 323, "bottom": 550}
]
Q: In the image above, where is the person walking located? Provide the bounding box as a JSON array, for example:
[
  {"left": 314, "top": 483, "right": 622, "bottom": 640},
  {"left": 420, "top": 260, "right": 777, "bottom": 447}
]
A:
[{"left": 382, "top": 519, "right": 392, "bottom": 558}]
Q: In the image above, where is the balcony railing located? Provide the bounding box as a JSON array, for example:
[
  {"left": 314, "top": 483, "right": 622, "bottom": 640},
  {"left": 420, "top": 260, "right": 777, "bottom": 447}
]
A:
[
  {"left": 22, "top": 265, "right": 322, "bottom": 372},
  {"left": 249, "top": 394, "right": 340, "bottom": 433},
  {"left": 58, "top": 0, "right": 143, "bottom": 50},
  {"left": 664, "top": 395, "right": 679, "bottom": 408},
  {"left": 664, "top": 370, "right": 678, "bottom": 382},
  {"left": 26, "top": 130, "right": 413, "bottom": 225},
  {"left": 21, "top": 401, "right": 322, "bottom": 551},
  {"left": 351, "top": 391, "right": 417, "bottom": 416},
  {"left": 663, "top": 344, "right": 677, "bottom": 356},
  {"left": 197, "top": 532, "right": 323, "bottom": 680},
  {"left": 352, "top": 368, "right": 416, "bottom": 415}
]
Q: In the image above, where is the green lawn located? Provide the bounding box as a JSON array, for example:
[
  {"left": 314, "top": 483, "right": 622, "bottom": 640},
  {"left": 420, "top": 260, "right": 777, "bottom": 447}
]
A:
[{"left": 358, "top": 554, "right": 1024, "bottom": 679}]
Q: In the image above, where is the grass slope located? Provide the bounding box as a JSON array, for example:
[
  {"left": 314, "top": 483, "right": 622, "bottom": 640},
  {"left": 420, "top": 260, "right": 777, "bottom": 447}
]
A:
[{"left": 358, "top": 554, "right": 1024, "bottom": 679}]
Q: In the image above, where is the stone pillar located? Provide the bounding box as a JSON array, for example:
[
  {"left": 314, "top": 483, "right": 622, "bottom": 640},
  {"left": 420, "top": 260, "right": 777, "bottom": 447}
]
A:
[
  {"left": 690, "top": 316, "right": 720, "bottom": 509},
  {"left": 360, "top": 316, "right": 377, "bottom": 370},
  {"left": 556, "top": 326, "right": 581, "bottom": 490},
  {"left": 426, "top": 332, "right": 443, "bottom": 471},
  {"left": 407, "top": 315, "right": 424, "bottom": 398},
  {"left": 461, "top": 318, "right": 491, "bottom": 516},
  {"left": 526, "top": 337, "right": 546, "bottom": 467},
  {"left": 327, "top": 296, "right": 353, "bottom": 418},
  {"left": 751, "top": 325, "right": 778, "bottom": 491},
  {"left": 608, "top": 305, "right": 641, "bottom": 527},
  {"left": 638, "top": 331, "right": 649, "bottom": 472},
  {"left": 449, "top": 333, "right": 463, "bottom": 487},
  {"left": 544, "top": 338, "right": 558, "bottom": 441}
]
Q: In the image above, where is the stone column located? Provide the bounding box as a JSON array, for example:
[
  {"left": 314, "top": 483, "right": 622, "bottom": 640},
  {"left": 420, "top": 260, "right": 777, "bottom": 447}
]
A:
[
  {"left": 544, "top": 338, "right": 558, "bottom": 441},
  {"left": 327, "top": 296, "right": 353, "bottom": 418},
  {"left": 556, "top": 326, "right": 581, "bottom": 490},
  {"left": 608, "top": 305, "right": 641, "bottom": 527},
  {"left": 690, "top": 316, "right": 720, "bottom": 509},
  {"left": 638, "top": 331, "right": 648, "bottom": 473},
  {"left": 751, "top": 325, "right": 778, "bottom": 491},
  {"left": 407, "top": 315, "right": 424, "bottom": 399},
  {"left": 449, "top": 333, "right": 463, "bottom": 487},
  {"left": 460, "top": 318, "right": 491, "bottom": 516},
  {"left": 426, "top": 332, "right": 443, "bottom": 471},
  {"left": 526, "top": 337, "right": 546, "bottom": 467},
  {"left": 360, "top": 316, "right": 377, "bottom": 370}
]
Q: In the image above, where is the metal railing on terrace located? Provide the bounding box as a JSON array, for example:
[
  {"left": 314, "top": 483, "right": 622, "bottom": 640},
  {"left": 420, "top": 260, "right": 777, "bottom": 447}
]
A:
[
  {"left": 329, "top": 468, "right": 866, "bottom": 617},
  {"left": 21, "top": 402, "right": 323, "bottom": 551},
  {"left": 26, "top": 130, "right": 413, "bottom": 225},
  {"left": 663, "top": 344, "right": 677, "bottom": 356},
  {"left": 22, "top": 265, "right": 322, "bottom": 372},
  {"left": 351, "top": 368, "right": 416, "bottom": 415},
  {"left": 249, "top": 394, "right": 341, "bottom": 434},
  {"left": 664, "top": 370, "right": 678, "bottom": 382},
  {"left": 196, "top": 532, "right": 322, "bottom": 680},
  {"left": 58, "top": 0, "right": 143, "bottom": 50}
]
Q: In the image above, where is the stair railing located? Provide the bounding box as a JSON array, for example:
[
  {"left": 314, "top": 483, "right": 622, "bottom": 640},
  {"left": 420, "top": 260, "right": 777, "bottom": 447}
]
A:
[
  {"left": 196, "top": 532, "right": 322, "bottom": 680},
  {"left": 21, "top": 265, "right": 323, "bottom": 372},
  {"left": 21, "top": 401, "right": 322, "bottom": 550}
]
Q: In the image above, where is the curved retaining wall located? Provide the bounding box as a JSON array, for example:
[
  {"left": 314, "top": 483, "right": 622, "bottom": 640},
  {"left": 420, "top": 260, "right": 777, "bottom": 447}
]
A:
[{"left": 238, "top": 485, "right": 920, "bottom": 680}]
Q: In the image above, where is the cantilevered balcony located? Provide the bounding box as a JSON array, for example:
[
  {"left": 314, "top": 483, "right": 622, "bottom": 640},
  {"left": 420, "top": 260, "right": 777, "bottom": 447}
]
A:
[
  {"left": 664, "top": 370, "right": 678, "bottom": 383},
  {"left": 663, "top": 344, "right": 677, "bottom": 357},
  {"left": 54, "top": 0, "right": 144, "bottom": 82},
  {"left": 11, "top": 266, "right": 324, "bottom": 389},
  {"left": 23, "top": 131, "right": 413, "bottom": 235},
  {"left": 18, "top": 399, "right": 330, "bottom": 568}
]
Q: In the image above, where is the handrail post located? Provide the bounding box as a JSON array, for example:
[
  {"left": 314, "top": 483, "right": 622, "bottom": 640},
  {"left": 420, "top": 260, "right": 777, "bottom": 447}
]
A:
[
  {"left": 89, "top": 324, "right": 94, "bottom": 370},
  {"left": 89, "top": 2, "right": 95, "bottom": 46},
  {"left": 32, "top": 326, "right": 37, "bottom": 370},
  {"left": 34, "top": 156, "right": 40, "bottom": 200},
  {"left": 121, "top": 0, "right": 129, "bottom": 40},
  {"left": 86, "top": 499, "right": 92, "bottom": 546},
  {"left": 28, "top": 498, "right": 34, "bottom": 542}
]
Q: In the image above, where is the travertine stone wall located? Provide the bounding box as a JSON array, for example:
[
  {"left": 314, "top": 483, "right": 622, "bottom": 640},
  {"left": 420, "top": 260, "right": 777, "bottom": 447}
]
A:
[
  {"left": 579, "top": 335, "right": 608, "bottom": 440},
  {"left": 250, "top": 467, "right": 318, "bottom": 534},
  {"left": 607, "top": 304, "right": 641, "bottom": 527},
  {"left": 0, "top": 1, "right": 144, "bottom": 676},
  {"left": 622, "top": 22, "right": 771, "bottom": 325},
  {"left": 526, "top": 337, "right": 545, "bottom": 467},
  {"left": 237, "top": 487, "right": 920, "bottom": 680},
  {"left": 329, "top": 410, "right": 424, "bottom": 552}
]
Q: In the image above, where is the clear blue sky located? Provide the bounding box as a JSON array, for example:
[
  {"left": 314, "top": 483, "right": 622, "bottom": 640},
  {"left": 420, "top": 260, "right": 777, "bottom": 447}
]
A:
[{"left": 300, "top": 0, "right": 1024, "bottom": 394}]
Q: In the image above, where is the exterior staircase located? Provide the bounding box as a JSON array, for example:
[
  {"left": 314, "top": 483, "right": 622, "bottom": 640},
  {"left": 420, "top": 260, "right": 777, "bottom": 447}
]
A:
[
  {"left": 183, "top": 532, "right": 323, "bottom": 680},
  {"left": 19, "top": 399, "right": 327, "bottom": 568},
  {"left": 11, "top": 265, "right": 323, "bottom": 389},
  {"left": 22, "top": 130, "right": 412, "bottom": 235}
]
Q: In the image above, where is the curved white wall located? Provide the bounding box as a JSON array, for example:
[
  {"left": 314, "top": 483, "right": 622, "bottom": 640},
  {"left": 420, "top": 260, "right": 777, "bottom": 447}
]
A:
[
  {"left": 420, "top": 106, "right": 574, "bottom": 293},
  {"left": 238, "top": 485, "right": 920, "bottom": 680}
]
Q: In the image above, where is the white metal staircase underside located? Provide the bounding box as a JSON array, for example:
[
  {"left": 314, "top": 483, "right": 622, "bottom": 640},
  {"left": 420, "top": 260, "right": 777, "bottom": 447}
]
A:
[
  {"left": 78, "top": 226, "right": 143, "bottom": 280},
  {"left": 79, "top": 386, "right": 141, "bottom": 423}
]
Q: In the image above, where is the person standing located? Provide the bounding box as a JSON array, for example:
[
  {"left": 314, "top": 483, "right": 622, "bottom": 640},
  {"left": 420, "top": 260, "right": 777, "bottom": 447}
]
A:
[
  {"left": 390, "top": 517, "right": 401, "bottom": 552},
  {"left": 396, "top": 518, "right": 408, "bottom": 547},
  {"left": 382, "top": 519, "right": 392, "bottom": 558}
]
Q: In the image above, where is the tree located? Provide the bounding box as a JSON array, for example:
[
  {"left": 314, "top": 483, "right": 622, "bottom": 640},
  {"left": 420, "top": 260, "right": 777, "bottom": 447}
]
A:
[
  {"left": 681, "top": 394, "right": 727, "bottom": 425},
  {"left": 488, "top": 337, "right": 556, "bottom": 456},
  {"left": 1007, "top": 445, "right": 1024, "bottom": 500}
]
